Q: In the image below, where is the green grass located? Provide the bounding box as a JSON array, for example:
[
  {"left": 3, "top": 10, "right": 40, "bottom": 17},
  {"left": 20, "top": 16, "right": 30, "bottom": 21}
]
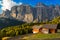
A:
[
  {"left": 22, "top": 30, "right": 60, "bottom": 40},
  {"left": 2, "top": 30, "right": 60, "bottom": 40},
  {"left": 30, "top": 33, "right": 60, "bottom": 39},
  {"left": 2, "top": 33, "right": 60, "bottom": 40},
  {"left": 21, "top": 33, "right": 60, "bottom": 40},
  {"left": 21, "top": 30, "right": 60, "bottom": 39}
]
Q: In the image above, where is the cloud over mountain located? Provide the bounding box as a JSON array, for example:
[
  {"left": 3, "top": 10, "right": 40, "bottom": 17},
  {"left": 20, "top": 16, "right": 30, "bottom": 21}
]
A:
[{"left": 0, "top": 0, "right": 22, "bottom": 11}]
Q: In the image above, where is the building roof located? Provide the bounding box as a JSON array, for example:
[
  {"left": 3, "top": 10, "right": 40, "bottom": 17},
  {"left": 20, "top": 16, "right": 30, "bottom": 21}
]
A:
[
  {"left": 33, "top": 24, "right": 57, "bottom": 29},
  {"left": 32, "top": 25, "right": 43, "bottom": 29},
  {"left": 43, "top": 24, "right": 57, "bottom": 29}
]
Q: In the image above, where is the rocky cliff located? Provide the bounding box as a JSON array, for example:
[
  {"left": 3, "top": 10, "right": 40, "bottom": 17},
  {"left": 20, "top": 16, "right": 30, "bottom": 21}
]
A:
[{"left": 1, "top": 3, "right": 60, "bottom": 23}]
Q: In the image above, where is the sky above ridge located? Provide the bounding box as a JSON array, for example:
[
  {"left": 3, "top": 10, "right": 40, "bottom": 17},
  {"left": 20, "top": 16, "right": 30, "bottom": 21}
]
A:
[{"left": 0, "top": 0, "right": 60, "bottom": 14}]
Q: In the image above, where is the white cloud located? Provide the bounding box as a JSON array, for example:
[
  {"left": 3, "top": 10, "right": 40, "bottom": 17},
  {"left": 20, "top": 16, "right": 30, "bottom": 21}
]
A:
[
  {"left": 1, "top": 0, "right": 22, "bottom": 11},
  {"left": 0, "top": 1, "right": 1, "bottom": 4},
  {"left": 0, "top": 1, "right": 2, "bottom": 5}
]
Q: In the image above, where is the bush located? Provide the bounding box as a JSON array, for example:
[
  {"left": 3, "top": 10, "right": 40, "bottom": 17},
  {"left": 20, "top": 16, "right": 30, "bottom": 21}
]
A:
[
  {"left": 0, "top": 23, "right": 35, "bottom": 38},
  {"left": 6, "top": 30, "right": 16, "bottom": 37}
]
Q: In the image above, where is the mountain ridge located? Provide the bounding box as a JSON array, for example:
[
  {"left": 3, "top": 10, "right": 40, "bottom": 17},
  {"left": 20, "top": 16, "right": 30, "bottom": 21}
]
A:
[{"left": 1, "top": 2, "right": 60, "bottom": 23}]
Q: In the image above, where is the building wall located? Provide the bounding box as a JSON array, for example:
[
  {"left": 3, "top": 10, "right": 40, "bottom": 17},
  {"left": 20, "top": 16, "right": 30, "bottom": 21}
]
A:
[
  {"left": 33, "top": 28, "right": 57, "bottom": 34},
  {"left": 33, "top": 29, "right": 39, "bottom": 33},
  {"left": 39, "top": 28, "right": 42, "bottom": 32},
  {"left": 42, "top": 28, "right": 49, "bottom": 34},
  {"left": 49, "top": 29, "right": 56, "bottom": 34}
]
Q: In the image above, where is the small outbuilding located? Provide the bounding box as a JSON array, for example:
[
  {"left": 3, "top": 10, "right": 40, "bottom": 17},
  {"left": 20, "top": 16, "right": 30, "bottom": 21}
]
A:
[{"left": 32, "top": 24, "right": 57, "bottom": 34}]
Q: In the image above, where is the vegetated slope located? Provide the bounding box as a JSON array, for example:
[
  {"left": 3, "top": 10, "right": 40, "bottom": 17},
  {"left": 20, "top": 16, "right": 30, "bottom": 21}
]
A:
[
  {"left": 0, "top": 17, "right": 25, "bottom": 28},
  {"left": 1, "top": 16, "right": 60, "bottom": 40},
  {"left": 0, "top": 23, "right": 33, "bottom": 39}
]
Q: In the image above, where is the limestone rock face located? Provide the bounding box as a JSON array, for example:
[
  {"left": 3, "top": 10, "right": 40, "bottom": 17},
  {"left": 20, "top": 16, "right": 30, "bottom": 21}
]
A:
[
  {"left": 1, "top": 9, "right": 11, "bottom": 18},
  {"left": 11, "top": 6, "right": 18, "bottom": 18},
  {"left": 24, "top": 13, "right": 33, "bottom": 23},
  {"left": 1, "top": 3, "right": 60, "bottom": 23},
  {"left": 17, "top": 5, "right": 33, "bottom": 15},
  {"left": 17, "top": 13, "right": 24, "bottom": 21},
  {"left": 25, "top": 5, "right": 32, "bottom": 13},
  {"left": 17, "top": 5, "right": 24, "bottom": 14},
  {"left": 48, "top": 5, "right": 54, "bottom": 21},
  {"left": 53, "top": 5, "right": 60, "bottom": 18},
  {"left": 11, "top": 13, "right": 16, "bottom": 18},
  {"left": 36, "top": 3, "right": 48, "bottom": 22}
]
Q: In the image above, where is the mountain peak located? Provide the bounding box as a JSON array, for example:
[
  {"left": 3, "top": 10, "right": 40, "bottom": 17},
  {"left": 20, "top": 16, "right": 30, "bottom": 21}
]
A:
[{"left": 36, "top": 2, "right": 45, "bottom": 6}]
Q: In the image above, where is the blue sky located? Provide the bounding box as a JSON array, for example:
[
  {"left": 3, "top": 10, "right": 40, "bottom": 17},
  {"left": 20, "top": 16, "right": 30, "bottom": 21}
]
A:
[
  {"left": 0, "top": 0, "right": 60, "bottom": 14},
  {"left": 13, "top": 0, "right": 60, "bottom": 6}
]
